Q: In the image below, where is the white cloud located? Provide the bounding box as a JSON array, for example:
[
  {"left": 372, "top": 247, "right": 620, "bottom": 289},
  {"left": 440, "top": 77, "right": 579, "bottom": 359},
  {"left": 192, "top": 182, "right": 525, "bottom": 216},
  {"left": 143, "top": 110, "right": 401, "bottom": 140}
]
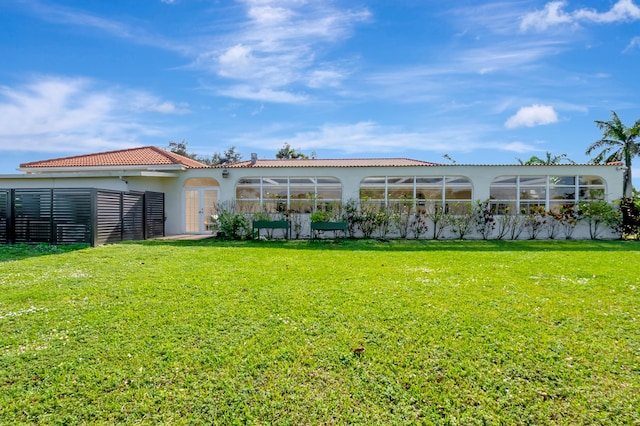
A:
[
  {"left": 501, "top": 141, "right": 542, "bottom": 153},
  {"left": 521, "top": 0, "right": 640, "bottom": 31},
  {"left": 231, "top": 121, "right": 540, "bottom": 156},
  {"left": 306, "top": 69, "right": 345, "bottom": 88},
  {"left": 140, "top": 100, "right": 190, "bottom": 114},
  {"left": 505, "top": 105, "right": 559, "bottom": 128},
  {"left": 218, "top": 44, "right": 256, "bottom": 79},
  {"left": 160, "top": 0, "right": 176, "bottom": 4},
  {"left": 195, "top": 1, "right": 370, "bottom": 103},
  {"left": 574, "top": 0, "right": 640, "bottom": 23},
  {"left": 217, "top": 85, "right": 309, "bottom": 104},
  {"left": 0, "top": 76, "right": 185, "bottom": 152},
  {"left": 15, "top": 0, "right": 188, "bottom": 54},
  {"left": 520, "top": 1, "right": 573, "bottom": 31},
  {"left": 624, "top": 36, "right": 640, "bottom": 52}
]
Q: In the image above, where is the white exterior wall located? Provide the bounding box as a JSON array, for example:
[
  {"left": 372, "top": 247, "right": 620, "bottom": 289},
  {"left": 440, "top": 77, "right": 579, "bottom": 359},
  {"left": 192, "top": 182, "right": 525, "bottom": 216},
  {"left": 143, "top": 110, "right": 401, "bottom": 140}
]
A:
[
  {"left": 0, "top": 173, "right": 184, "bottom": 236},
  {"left": 172, "top": 163, "right": 624, "bottom": 239},
  {"left": 200, "top": 164, "right": 624, "bottom": 205},
  {"left": 1, "top": 163, "right": 626, "bottom": 239},
  {"left": 0, "top": 176, "right": 130, "bottom": 191}
]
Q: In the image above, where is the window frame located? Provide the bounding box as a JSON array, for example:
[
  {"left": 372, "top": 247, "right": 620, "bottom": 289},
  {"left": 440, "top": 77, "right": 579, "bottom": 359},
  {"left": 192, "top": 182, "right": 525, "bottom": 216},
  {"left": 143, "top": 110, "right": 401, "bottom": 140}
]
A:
[
  {"left": 490, "top": 175, "right": 607, "bottom": 214},
  {"left": 359, "top": 175, "right": 473, "bottom": 212},
  {"left": 235, "top": 176, "right": 342, "bottom": 213}
]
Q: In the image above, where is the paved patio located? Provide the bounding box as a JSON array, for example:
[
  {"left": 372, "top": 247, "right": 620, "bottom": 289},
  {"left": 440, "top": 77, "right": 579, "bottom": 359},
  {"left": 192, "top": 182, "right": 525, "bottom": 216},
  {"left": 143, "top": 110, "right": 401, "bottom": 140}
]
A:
[{"left": 155, "top": 234, "right": 215, "bottom": 241}]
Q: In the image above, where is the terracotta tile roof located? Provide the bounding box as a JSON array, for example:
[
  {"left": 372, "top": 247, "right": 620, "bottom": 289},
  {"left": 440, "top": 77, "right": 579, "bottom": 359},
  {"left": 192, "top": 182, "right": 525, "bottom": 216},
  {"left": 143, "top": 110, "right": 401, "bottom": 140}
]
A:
[
  {"left": 222, "top": 158, "right": 439, "bottom": 168},
  {"left": 20, "top": 146, "right": 209, "bottom": 169}
]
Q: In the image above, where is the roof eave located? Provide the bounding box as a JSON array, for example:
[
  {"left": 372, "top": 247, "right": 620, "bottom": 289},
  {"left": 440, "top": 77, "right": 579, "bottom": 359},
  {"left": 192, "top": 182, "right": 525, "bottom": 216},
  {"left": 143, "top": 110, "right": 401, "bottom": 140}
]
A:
[
  {"left": 18, "top": 164, "right": 188, "bottom": 174},
  {"left": 1, "top": 170, "right": 180, "bottom": 179}
]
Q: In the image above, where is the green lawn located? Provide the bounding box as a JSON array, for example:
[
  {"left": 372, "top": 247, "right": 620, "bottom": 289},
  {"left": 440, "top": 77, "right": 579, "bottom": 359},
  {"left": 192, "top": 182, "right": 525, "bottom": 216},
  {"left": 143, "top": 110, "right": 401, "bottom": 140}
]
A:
[{"left": 1, "top": 240, "right": 639, "bottom": 424}]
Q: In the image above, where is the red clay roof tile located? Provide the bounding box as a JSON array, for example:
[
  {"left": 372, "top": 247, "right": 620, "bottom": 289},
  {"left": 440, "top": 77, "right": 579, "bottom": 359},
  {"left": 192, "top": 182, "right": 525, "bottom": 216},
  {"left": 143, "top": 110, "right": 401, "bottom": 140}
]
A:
[
  {"left": 222, "top": 158, "right": 439, "bottom": 168},
  {"left": 20, "top": 146, "right": 210, "bottom": 169}
]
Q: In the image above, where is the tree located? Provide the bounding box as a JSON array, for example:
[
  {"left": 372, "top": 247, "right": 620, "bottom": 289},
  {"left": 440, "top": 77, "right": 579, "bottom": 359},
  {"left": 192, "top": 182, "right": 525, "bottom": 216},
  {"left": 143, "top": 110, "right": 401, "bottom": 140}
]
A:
[
  {"left": 167, "top": 141, "right": 243, "bottom": 166},
  {"left": 442, "top": 154, "right": 456, "bottom": 164},
  {"left": 167, "top": 140, "right": 197, "bottom": 160},
  {"left": 586, "top": 111, "right": 640, "bottom": 198},
  {"left": 276, "top": 143, "right": 308, "bottom": 159},
  {"left": 517, "top": 151, "right": 574, "bottom": 165},
  {"left": 210, "top": 146, "right": 242, "bottom": 165},
  {"left": 577, "top": 200, "right": 621, "bottom": 240}
]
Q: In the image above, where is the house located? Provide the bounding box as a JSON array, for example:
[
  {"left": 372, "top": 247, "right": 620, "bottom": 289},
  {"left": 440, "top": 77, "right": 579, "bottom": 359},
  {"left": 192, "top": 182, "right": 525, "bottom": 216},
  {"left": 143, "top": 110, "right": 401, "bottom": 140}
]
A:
[{"left": 0, "top": 146, "right": 625, "bottom": 244}]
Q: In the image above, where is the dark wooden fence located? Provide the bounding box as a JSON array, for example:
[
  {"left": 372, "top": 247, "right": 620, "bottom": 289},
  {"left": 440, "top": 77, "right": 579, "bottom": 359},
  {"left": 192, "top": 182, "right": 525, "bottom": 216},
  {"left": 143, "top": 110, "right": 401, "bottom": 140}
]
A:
[{"left": 0, "top": 188, "right": 164, "bottom": 246}]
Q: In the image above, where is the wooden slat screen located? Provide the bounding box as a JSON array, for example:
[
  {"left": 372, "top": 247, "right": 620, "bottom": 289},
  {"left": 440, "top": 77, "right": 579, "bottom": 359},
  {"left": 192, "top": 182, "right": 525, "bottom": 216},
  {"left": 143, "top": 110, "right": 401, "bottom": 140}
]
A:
[
  {"left": 53, "top": 189, "right": 93, "bottom": 245},
  {"left": 123, "top": 192, "right": 145, "bottom": 241},
  {"left": 13, "top": 189, "right": 52, "bottom": 243},
  {"left": 96, "top": 190, "right": 123, "bottom": 246},
  {"left": 1, "top": 188, "right": 165, "bottom": 246},
  {"left": 145, "top": 191, "right": 165, "bottom": 239},
  {"left": 0, "top": 190, "right": 8, "bottom": 244}
]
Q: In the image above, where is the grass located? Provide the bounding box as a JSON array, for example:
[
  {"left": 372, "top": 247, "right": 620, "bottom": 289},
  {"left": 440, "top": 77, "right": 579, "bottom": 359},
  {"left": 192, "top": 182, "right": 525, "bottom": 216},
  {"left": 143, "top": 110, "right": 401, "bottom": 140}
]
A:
[{"left": 1, "top": 239, "right": 639, "bottom": 424}]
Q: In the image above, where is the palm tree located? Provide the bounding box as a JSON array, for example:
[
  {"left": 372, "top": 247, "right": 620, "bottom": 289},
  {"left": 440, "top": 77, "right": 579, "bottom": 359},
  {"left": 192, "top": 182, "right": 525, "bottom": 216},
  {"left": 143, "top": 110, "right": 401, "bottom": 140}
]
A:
[
  {"left": 517, "top": 151, "right": 574, "bottom": 165},
  {"left": 586, "top": 111, "right": 640, "bottom": 198}
]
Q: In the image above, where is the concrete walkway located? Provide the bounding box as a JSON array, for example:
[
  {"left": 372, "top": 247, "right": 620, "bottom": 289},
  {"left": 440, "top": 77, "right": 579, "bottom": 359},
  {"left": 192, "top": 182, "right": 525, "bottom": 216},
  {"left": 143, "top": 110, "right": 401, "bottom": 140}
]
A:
[{"left": 156, "top": 234, "right": 215, "bottom": 241}]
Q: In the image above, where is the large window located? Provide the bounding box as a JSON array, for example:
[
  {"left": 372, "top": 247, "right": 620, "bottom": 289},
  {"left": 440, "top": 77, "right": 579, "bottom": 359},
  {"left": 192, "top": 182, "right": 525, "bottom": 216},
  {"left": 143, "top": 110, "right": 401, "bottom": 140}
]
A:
[
  {"left": 360, "top": 176, "right": 473, "bottom": 213},
  {"left": 235, "top": 177, "right": 342, "bottom": 213},
  {"left": 490, "top": 175, "right": 606, "bottom": 214}
]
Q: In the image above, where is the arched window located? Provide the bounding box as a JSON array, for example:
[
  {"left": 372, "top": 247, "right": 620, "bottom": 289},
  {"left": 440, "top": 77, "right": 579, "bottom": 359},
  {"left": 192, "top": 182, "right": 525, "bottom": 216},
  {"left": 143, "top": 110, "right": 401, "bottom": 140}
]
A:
[
  {"left": 360, "top": 176, "right": 473, "bottom": 213},
  {"left": 490, "top": 175, "right": 606, "bottom": 213},
  {"left": 183, "top": 177, "right": 220, "bottom": 187},
  {"left": 235, "top": 177, "right": 342, "bottom": 213}
]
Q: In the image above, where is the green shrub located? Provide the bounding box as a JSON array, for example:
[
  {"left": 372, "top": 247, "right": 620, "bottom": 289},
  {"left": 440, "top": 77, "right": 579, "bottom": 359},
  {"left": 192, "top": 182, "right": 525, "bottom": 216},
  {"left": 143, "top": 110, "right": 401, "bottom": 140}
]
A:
[
  {"left": 473, "top": 200, "right": 495, "bottom": 240},
  {"left": 310, "top": 210, "right": 333, "bottom": 223},
  {"left": 618, "top": 197, "right": 640, "bottom": 239},
  {"left": 577, "top": 200, "right": 621, "bottom": 239},
  {"left": 218, "top": 210, "right": 251, "bottom": 240}
]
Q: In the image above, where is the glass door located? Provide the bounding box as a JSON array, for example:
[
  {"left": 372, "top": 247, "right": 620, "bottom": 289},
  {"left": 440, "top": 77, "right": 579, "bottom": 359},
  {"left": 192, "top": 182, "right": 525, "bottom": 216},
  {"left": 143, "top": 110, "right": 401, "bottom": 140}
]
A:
[{"left": 185, "top": 188, "right": 218, "bottom": 233}]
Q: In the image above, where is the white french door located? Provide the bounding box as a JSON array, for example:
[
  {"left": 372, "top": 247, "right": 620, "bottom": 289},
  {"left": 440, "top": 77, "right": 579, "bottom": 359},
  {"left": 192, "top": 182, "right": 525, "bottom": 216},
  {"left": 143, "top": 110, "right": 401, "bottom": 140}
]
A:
[{"left": 185, "top": 188, "right": 218, "bottom": 233}]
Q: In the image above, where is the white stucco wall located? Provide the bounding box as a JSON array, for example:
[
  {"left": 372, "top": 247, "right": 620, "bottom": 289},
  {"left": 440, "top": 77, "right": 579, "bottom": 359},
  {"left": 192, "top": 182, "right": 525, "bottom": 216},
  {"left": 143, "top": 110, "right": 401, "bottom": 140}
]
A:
[
  {"left": 198, "top": 163, "right": 624, "bottom": 206},
  {"left": 0, "top": 162, "right": 626, "bottom": 239},
  {"left": 170, "top": 163, "right": 624, "bottom": 238}
]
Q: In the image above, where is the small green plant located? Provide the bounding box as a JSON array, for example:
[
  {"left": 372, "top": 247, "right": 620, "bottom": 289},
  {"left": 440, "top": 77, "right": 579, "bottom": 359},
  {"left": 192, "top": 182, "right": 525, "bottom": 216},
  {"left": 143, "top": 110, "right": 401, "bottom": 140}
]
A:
[
  {"left": 390, "top": 200, "right": 413, "bottom": 239},
  {"left": 410, "top": 212, "right": 428, "bottom": 239},
  {"left": 221, "top": 211, "right": 251, "bottom": 239},
  {"left": 252, "top": 211, "right": 271, "bottom": 222},
  {"left": 449, "top": 204, "right": 475, "bottom": 240},
  {"left": 214, "top": 203, "right": 251, "bottom": 240},
  {"left": 578, "top": 200, "right": 621, "bottom": 239},
  {"left": 558, "top": 204, "right": 579, "bottom": 240},
  {"left": 523, "top": 205, "right": 546, "bottom": 240},
  {"left": 506, "top": 213, "right": 526, "bottom": 240},
  {"left": 372, "top": 208, "right": 392, "bottom": 239},
  {"left": 424, "top": 203, "right": 449, "bottom": 239},
  {"left": 543, "top": 210, "right": 562, "bottom": 240},
  {"left": 341, "top": 198, "right": 360, "bottom": 238},
  {"left": 287, "top": 210, "right": 304, "bottom": 239},
  {"left": 617, "top": 196, "right": 640, "bottom": 239},
  {"left": 473, "top": 199, "right": 495, "bottom": 240},
  {"left": 310, "top": 210, "right": 333, "bottom": 223}
]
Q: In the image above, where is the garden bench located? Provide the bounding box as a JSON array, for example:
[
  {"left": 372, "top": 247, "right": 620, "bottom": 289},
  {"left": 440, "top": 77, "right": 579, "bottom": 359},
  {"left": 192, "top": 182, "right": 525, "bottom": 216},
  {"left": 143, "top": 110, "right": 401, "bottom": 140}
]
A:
[
  {"left": 310, "top": 221, "right": 348, "bottom": 240},
  {"left": 252, "top": 220, "right": 290, "bottom": 239}
]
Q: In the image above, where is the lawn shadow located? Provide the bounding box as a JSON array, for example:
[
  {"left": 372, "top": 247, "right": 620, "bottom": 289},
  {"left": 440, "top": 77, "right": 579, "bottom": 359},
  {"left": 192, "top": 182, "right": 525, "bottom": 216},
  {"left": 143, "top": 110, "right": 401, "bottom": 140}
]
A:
[
  {"left": 0, "top": 243, "right": 91, "bottom": 262},
  {"left": 127, "top": 238, "right": 639, "bottom": 253}
]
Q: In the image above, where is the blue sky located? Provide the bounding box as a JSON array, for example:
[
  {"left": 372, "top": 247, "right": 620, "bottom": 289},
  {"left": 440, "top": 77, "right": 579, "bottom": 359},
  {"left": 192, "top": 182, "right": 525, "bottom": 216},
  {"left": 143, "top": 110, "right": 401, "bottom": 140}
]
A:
[{"left": 1, "top": 0, "right": 639, "bottom": 184}]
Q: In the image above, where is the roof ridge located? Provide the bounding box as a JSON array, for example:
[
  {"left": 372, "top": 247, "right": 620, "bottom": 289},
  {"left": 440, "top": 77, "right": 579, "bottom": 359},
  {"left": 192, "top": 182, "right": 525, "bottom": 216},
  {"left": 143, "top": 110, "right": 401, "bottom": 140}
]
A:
[
  {"left": 148, "top": 146, "right": 209, "bottom": 166},
  {"left": 236, "top": 157, "right": 429, "bottom": 161},
  {"left": 222, "top": 157, "right": 441, "bottom": 168}
]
